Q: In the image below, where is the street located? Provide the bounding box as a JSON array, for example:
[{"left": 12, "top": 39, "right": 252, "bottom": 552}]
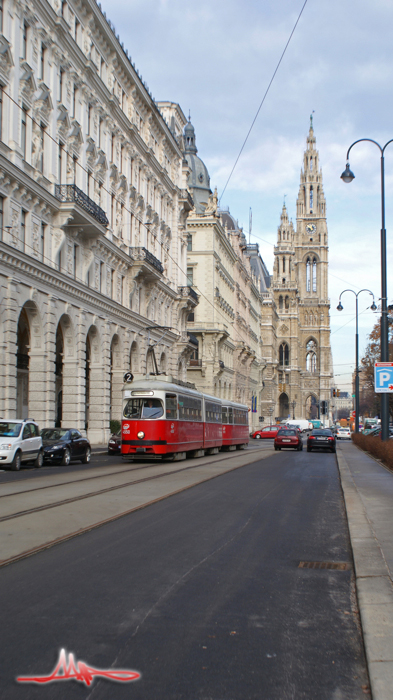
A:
[{"left": 0, "top": 445, "right": 369, "bottom": 699}]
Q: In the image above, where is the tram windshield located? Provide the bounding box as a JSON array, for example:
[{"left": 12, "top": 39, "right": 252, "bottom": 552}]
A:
[{"left": 123, "top": 398, "right": 164, "bottom": 419}]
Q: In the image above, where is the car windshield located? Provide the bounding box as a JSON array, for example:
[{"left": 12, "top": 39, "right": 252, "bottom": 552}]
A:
[
  {"left": 312, "top": 430, "right": 333, "bottom": 436},
  {"left": 41, "top": 429, "right": 69, "bottom": 440},
  {"left": 278, "top": 429, "right": 296, "bottom": 436},
  {"left": 0, "top": 422, "right": 22, "bottom": 437},
  {"left": 123, "top": 398, "right": 164, "bottom": 419}
]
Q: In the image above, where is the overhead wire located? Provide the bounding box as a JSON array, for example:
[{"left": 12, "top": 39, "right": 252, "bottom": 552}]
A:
[{"left": 219, "top": 0, "right": 309, "bottom": 203}]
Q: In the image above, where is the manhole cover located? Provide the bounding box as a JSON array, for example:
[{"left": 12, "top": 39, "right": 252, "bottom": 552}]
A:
[{"left": 298, "top": 561, "right": 350, "bottom": 570}]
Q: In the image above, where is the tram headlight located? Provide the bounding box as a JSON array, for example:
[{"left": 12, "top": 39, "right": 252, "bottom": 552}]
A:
[{"left": 137, "top": 431, "right": 145, "bottom": 439}]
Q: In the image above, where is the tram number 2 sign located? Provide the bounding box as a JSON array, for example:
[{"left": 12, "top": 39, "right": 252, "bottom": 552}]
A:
[
  {"left": 123, "top": 372, "right": 134, "bottom": 383},
  {"left": 374, "top": 362, "right": 393, "bottom": 393}
]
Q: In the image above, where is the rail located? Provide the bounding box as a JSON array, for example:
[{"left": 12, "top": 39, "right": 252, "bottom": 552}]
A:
[{"left": 55, "top": 184, "right": 109, "bottom": 226}]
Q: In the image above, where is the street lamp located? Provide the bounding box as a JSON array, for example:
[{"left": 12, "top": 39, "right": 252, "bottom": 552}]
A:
[
  {"left": 341, "top": 138, "right": 393, "bottom": 441},
  {"left": 337, "top": 289, "right": 377, "bottom": 433}
]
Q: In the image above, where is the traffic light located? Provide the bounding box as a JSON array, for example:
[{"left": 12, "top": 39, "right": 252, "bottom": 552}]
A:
[{"left": 332, "top": 388, "right": 336, "bottom": 397}]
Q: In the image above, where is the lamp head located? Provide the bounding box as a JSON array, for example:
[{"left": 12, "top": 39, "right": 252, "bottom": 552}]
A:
[
  {"left": 340, "top": 162, "right": 355, "bottom": 184},
  {"left": 337, "top": 302, "right": 343, "bottom": 311},
  {"left": 371, "top": 301, "right": 377, "bottom": 311}
]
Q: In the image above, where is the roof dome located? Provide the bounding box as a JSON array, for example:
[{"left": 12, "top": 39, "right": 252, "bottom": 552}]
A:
[{"left": 183, "top": 118, "right": 211, "bottom": 214}]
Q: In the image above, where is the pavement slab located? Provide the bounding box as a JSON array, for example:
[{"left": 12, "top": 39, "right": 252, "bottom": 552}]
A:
[{"left": 336, "top": 442, "right": 393, "bottom": 700}]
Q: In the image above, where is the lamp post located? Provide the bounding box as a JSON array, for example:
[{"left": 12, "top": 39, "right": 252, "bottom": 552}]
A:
[
  {"left": 341, "top": 139, "right": 393, "bottom": 440},
  {"left": 337, "top": 289, "right": 377, "bottom": 433},
  {"left": 291, "top": 400, "right": 296, "bottom": 419}
]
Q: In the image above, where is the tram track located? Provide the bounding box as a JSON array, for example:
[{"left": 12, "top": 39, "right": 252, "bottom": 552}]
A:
[
  {"left": 0, "top": 446, "right": 273, "bottom": 523},
  {"left": 0, "top": 445, "right": 276, "bottom": 567}
]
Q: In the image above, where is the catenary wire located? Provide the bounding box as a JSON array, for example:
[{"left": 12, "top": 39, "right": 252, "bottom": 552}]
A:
[{"left": 218, "top": 0, "right": 309, "bottom": 203}]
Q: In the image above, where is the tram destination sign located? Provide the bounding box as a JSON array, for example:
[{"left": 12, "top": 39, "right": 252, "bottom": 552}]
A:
[{"left": 374, "top": 362, "right": 393, "bottom": 393}]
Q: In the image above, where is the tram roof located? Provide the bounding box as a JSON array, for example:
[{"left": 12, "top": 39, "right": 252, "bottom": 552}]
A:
[{"left": 123, "top": 377, "right": 248, "bottom": 410}]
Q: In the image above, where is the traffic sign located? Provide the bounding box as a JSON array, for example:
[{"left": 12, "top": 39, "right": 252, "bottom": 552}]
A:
[{"left": 374, "top": 362, "right": 393, "bottom": 393}]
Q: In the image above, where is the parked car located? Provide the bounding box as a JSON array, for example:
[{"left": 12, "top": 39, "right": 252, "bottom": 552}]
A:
[
  {"left": 336, "top": 427, "right": 351, "bottom": 440},
  {"left": 274, "top": 428, "right": 303, "bottom": 451},
  {"left": 41, "top": 428, "right": 91, "bottom": 466},
  {"left": 0, "top": 419, "right": 43, "bottom": 471},
  {"left": 108, "top": 431, "right": 121, "bottom": 453},
  {"left": 251, "top": 425, "right": 281, "bottom": 439},
  {"left": 307, "top": 429, "right": 336, "bottom": 453}
]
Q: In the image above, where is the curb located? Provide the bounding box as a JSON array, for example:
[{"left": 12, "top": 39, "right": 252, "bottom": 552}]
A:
[{"left": 336, "top": 447, "right": 393, "bottom": 700}]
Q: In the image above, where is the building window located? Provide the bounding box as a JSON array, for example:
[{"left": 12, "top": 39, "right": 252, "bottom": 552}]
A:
[
  {"left": 0, "top": 0, "right": 3, "bottom": 33},
  {"left": 0, "top": 196, "right": 3, "bottom": 241},
  {"left": 61, "top": 0, "right": 67, "bottom": 17},
  {"left": 282, "top": 256, "right": 285, "bottom": 273},
  {"left": 187, "top": 234, "right": 192, "bottom": 251},
  {"left": 284, "top": 295, "right": 289, "bottom": 310},
  {"left": 57, "top": 248, "right": 62, "bottom": 271},
  {"left": 98, "top": 117, "right": 102, "bottom": 148},
  {"left": 121, "top": 275, "right": 125, "bottom": 305},
  {"left": 21, "top": 107, "right": 27, "bottom": 160},
  {"left": 111, "top": 133, "right": 115, "bottom": 162},
  {"left": 111, "top": 194, "right": 115, "bottom": 229},
  {"left": 41, "top": 223, "right": 46, "bottom": 262},
  {"left": 59, "top": 68, "right": 64, "bottom": 102},
  {"left": 111, "top": 269, "right": 115, "bottom": 298},
  {"left": 306, "top": 257, "right": 311, "bottom": 292},
  {"left": 87, "top": 170, "right": 92, "bottom": 199},
  {"left": 87, "top": 103, "right": 91, "bottom": 136},
  {"left": 279, "top": 295, "right": 283, "bottom": 310},
  {"left": 312, "top": 257, "right": 317, "bottom": 293},
  {"left": 310, "top": 186, "right": 313, "bottom": 211},
  {"left": 279, "top": 342, "right": 289, "bottom": 367},
  {"left": 73, "top": 244, "right": 79, "bottom": 279},
  {"left": 72, "top": 155, "right": 77, "bottom": 184},
  {"left": 100, "top": 261, "right": 105, "bottom": 293},
  {"left": 22, "top": 23, "right": 28, "bottom": 60},
  {"left": 39, "top": 44, "right": 46, "bottom": 81},
  {"left": 306, "top": 340, "right": 317, "bottom": 372},
  {"left": 38, "top": 124, "right": 45, "bottom": 173},
  {"left": 58, "top": 142, "right": 64, "bottom": 182},
  {"left": 187, "top": 267, "right": 193, "bottom": 286},
  {"left": 310, "top": 156, "right": 313, "bottom": 171},
  {"left": 21, "top": 210, "right": 26, "bottom": 251}
]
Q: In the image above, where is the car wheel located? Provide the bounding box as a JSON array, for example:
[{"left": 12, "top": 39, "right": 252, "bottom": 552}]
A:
[
  {"left": 81, "top": 447, "right": 91, "bottom": 464},
  {"left": 34, "top": 450, "right": 44, "bottom": 468},
  {"left": 255, "top": 434, "right": 261, "bottom": 439},
  {"left": 61, "top": 448, "right": 71, "bottom": 466},
  {"left": 11, "top": 451, "right": 21, "bottom": 471}
]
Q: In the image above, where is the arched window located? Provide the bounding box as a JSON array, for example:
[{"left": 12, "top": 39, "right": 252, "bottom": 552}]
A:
[
  {"left": 279, "top": 295, "right": 283, "bottom": 310},
  {"left": 312, "top": 257, "right": 317, "bottom": 292},
  {"left": 306, "top": 257, "right": 311, "bottom": 292},
  {"left": 277, "top": 257, "right": 279, "bottom": 275},
  {"left": 279, "top": 342, "right": 289, "bottom": 367},
  {"left": 310, "top": 156, "right": 313, "bottom": 171},
  {"left": 285, "top": 295, "right": 289, "bottom": 310},
  {"left": 279, "top": 392, "right": 289, "bottom": 419},
  {"left": 282, "top": 256, "right": 286, "bottom": 273},
  {"left": 306, "top": 340, "right": 317, "bottom": 372},
  {"left": 310, "top": 186, "right": 313, "bottom": 211}
]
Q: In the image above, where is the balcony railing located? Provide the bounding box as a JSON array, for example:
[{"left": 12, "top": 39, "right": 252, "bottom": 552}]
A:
[
  {"left": 178, "top": 285, "right": 198, "bottom": 302},
  {"left": 55, "top": 184, "right": 109, "bottom": 226},
  {"left": 188, "top": 358, "right": 202, "bottom": 367},
  {"left": 130, "top": 247, "right": 164, "bottom": 274}
]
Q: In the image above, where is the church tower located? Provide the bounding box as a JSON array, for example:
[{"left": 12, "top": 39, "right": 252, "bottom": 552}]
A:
[{"left": 273, "top": 118, "right": 332, "bottom": 422}]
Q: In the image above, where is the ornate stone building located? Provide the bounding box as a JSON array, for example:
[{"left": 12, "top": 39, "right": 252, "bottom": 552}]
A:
[
  {"left": 272, "top": 119, "right": 333, "bottom": 421},
  {"left": 0, "top": 0, "right": 196, "bottom": 441}
]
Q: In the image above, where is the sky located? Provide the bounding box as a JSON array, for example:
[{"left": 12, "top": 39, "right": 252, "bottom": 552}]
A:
[{"left": 100, "top": 0, "right": 393, "bottom": 391}]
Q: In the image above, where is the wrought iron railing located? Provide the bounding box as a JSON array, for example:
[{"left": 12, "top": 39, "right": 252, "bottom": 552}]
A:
[
  {"left": 130, "top": 247, "right": 164, "bottom": 274},
  {"left": 55, "top": 184, "right": 109, "bottom": 226},
  {"left": 178, "top": 285, "right": 198, "bottom": 301},
  {"left": 189, "top": 358, "right": 202, "bottom": 367}
]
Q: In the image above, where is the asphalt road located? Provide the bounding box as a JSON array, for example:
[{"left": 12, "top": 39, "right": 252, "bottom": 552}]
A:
[{"left": 0, "top": 447, "right": 369, "bottom": 699}]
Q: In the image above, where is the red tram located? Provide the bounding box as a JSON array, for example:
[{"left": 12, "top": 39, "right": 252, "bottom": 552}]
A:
[{"left": 121, "top": 377, "right": 249, "bottom": 461}]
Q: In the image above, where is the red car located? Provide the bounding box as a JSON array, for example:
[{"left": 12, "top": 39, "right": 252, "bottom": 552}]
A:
[
  {"left": 274, "top": 428, "right": 303, "bottom": 451},
  {"left": 251, "top": 425, "right": 281, "bottom": 439}
]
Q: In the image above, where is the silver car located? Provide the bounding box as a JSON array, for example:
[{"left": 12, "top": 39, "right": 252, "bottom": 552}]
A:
[{"left": 0, "top": 419, "right": 43, "bottom": 470}]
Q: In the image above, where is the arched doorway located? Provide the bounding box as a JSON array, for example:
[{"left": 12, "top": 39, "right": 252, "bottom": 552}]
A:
[
  {"left": 17, "top": 308, "right": 30, "bottom": 419},
  {"left": 110, "top": 334, "right": 123, "bottom": 425},
  {"left": 279, "top": 392, "right": 289, "bottom": 419},
  {"left": 55, "top": 324, "right": 64, "bottom": 426},
  {"left": 130, "top": 341, "right": 139, "bottom": 374},
  {"left": 85, "top": 336, "right": 91, "bottom": 430},
  {"left": 306, "top": 394, "right": 318, "bottom": 419}
]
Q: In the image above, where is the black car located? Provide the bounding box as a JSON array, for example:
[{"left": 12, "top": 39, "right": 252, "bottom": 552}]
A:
[
  {"left": 307, "top": 429, "right": 336, "bottom": 453},
  {"left": 108, "top": 431, "right": 121, "bottom": 454},
  {"left": 41, "top": 428, "right": 91, "bottom": 466}
]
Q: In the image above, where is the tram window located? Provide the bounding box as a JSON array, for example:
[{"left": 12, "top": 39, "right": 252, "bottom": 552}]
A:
[
  {"left": 222, "top": 407, "right": 228, "bottom": 424},
  {"left": 178, "top": 394, "right": 202, "bottom": 421},
  {"left": 228, "top": 407, "right": 233, "bottom": 424},
  {"left": 166, "top": 394, "right": 178, "bottom": 420},
  {"left": 205, "top": 400, "right": 222, "bottom": 423},
  {"left": 234, "top": 408, "right": 248, "bottom": 425},
  {"left": 123, "top": 398, "right": 164, "bottom": 419}
]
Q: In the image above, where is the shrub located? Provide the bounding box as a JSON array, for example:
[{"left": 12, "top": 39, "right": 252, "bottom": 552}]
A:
[
  {"left": 352, "top": 432, "right": 393, "bottom": 471},
  {"left": 110, "top": 419, "right": 121, "bottom": 435}
]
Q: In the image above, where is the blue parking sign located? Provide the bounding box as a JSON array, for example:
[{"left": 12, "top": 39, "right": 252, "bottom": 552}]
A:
[{"left": 374, "top": 362, "right": 393, "bottom": 393}]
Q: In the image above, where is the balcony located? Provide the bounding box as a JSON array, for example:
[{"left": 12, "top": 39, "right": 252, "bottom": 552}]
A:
[
  {"left": 188, "top": 358, "right": 202, "bottom": 367},
  {"left": 129, "top": 247, "right": 164, "bottom": 281},
  {"left": 178, "top": 285, "right": 198, "bottom": 303},
  {"left": 54, "top": 184, "right": 109, "bottom": 234}
]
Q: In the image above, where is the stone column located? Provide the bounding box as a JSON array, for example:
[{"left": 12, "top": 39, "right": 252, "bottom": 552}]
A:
[
  {"left": 87, "top": 322, "right": 110, "bottom": 444},
  {"left": 62, "top": 310, "right": 87, "bottom": 432},
  {"left": 2, "top": 277, "right": 19, "bottom": 416}
]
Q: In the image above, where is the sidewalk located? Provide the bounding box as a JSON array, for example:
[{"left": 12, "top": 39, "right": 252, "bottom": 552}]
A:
[{"left": 337, "top": 442, "right": 393, "bottom": 700}]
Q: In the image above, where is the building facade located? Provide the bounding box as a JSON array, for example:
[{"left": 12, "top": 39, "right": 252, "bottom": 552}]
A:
[{"left": 0, "top": 0, "right": 196, "bottom": 441}]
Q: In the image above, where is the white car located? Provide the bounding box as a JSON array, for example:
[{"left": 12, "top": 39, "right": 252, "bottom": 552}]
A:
[
  {"left": 336, "top": 427, "right": 351, "bottom": 440},
  {"left": 0, "top": 419, "right": 43, "bottom": 470}
]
